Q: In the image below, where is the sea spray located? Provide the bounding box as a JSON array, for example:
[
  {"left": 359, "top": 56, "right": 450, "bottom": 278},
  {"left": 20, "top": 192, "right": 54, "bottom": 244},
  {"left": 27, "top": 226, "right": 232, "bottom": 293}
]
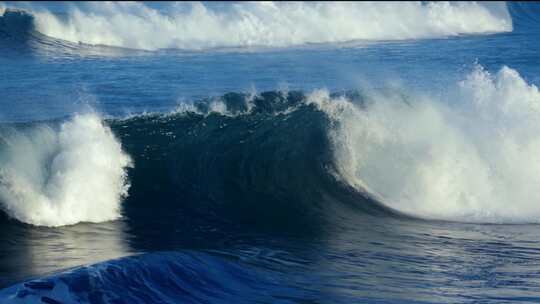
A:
[
  {"left": 322, "top": 65, "right": 540, "bottom": 223},
  {"left": 0, "top": 113, "right": 132, "bottom": 226}
]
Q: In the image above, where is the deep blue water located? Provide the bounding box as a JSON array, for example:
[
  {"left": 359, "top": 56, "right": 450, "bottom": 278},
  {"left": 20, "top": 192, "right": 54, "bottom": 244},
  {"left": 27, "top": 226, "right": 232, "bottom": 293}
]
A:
[{"left": 1, "top": 2, "right": 540, "bottom": 303}]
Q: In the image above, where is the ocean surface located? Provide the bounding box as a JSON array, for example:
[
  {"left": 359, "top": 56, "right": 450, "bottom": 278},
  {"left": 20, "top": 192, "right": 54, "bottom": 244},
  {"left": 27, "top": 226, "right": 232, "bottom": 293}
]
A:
[{"left": 1, "top": 2, "right": 540, "bottom": 303}]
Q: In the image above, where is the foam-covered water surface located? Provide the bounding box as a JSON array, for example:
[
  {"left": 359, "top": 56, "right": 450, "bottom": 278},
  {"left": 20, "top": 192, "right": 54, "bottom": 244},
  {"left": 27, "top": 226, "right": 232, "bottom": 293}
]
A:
[
  {"left": 1, "top": 1, "right": 540, "bottom": 303},
  {"left": 6, "top": 2, "right": 512, "bottom": 50}
]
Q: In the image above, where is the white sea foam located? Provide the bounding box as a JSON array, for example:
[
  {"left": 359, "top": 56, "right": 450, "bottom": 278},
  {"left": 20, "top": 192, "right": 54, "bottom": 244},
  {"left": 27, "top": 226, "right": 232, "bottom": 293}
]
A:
[
  {"left": 311, "top": 65, "right": 540, "bottom": 223},
  {"left": 0, "top": 113, "right": 132, "bottom": 227},
  {"left": 20, "top": 1, "right": 512, "bottom": 50}
]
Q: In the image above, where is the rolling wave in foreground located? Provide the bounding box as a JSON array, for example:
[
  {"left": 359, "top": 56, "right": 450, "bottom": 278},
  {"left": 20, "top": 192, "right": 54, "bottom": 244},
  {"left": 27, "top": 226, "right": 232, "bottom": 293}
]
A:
[
  {"left": 1, "top": 64, "right": 540, "bottom": 303},
  {"left": 0, "top": 251, "right": 323, "bottom": 304},
  {"left": 2, "top": 2, "right": 512, "bottom": 50},
  {"left": 1, "top": 65, "right": 539, "bottom": 229}
]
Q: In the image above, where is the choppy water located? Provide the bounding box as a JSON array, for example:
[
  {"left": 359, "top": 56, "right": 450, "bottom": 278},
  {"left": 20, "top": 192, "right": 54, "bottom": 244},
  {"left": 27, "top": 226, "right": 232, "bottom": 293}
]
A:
[{"left": 1, "top": 2, "right": 540, "bottom": 303}]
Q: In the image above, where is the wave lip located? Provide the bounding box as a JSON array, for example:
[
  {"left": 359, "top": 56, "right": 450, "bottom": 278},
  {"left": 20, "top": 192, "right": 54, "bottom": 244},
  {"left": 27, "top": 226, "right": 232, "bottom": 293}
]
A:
[
  {"left": 3, "top": 1, "right": 513, "bottom": 51},
  {"left": 0, "top": 113, "right": 132, "bottom": 227}
]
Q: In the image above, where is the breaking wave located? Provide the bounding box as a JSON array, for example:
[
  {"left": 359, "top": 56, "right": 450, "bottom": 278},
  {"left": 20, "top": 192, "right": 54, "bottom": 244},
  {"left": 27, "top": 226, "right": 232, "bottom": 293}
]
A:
[
  {"left": 0, "top": 113, "right": 132, "bottom": 227},
  {"left": 1, "top": 2, "right": 512, "bottom": 50},
  {"left": 324, "top": 65, "right": 540, "bottom": 223},
  {"left": 0, "top": 65, "right": 539, "bottom": 228}
]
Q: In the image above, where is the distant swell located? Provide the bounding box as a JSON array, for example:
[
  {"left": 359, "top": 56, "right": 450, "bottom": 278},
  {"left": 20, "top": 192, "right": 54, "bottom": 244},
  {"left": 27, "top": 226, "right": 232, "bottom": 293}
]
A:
[{"left": 2, "top": 2, "right": 512, "bottom": 51}]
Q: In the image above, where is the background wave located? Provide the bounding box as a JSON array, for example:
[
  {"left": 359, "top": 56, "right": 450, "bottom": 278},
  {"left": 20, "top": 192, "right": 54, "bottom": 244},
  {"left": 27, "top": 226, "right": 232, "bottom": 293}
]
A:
[{"left": 1, "top": 2, "right": 512, "bottom": 50}]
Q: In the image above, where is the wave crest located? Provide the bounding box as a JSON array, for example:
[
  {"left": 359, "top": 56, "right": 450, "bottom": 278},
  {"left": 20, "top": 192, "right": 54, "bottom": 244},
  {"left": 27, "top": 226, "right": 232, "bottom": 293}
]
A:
[{"left": 7, "top": 1, "right": 513, "bottom": 50}]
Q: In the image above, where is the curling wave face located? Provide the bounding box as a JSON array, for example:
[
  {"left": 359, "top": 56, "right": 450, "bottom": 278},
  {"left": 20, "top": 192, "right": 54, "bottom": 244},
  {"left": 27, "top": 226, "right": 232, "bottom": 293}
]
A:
[
  {"left": 324, "top": 65, "right": 540, "bottom": 223},
  {"left": 2, "top": 2, "right": 512, "bottom": 50}
]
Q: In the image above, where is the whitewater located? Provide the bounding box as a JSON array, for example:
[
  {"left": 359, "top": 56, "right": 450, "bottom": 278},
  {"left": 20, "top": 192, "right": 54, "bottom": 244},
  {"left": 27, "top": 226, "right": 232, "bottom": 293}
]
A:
[{"left": 5, "top": 2, "right": 512, "bottom": 50}]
